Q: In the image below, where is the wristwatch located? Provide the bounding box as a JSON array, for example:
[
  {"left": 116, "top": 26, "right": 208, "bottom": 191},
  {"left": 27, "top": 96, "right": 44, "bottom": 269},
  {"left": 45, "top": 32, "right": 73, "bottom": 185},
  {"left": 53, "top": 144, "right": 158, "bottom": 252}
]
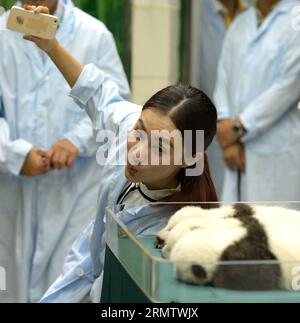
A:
[{"left": 233, "top": 119, "right": 247, "bottom": 138}]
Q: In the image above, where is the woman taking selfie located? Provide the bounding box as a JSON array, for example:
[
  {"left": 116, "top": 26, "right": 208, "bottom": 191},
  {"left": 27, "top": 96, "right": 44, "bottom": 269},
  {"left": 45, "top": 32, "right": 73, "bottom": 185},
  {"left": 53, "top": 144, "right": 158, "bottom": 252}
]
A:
[{"left": 23, "top": 5, "right": 218, "bottom": 302}]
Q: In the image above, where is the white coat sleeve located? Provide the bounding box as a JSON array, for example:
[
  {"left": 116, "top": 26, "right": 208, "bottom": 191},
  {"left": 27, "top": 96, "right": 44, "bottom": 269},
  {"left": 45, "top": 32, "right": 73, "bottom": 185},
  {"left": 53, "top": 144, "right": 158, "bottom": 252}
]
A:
[
  {"left": 0, "top": 19, "right": 33, "bottom": 175},
  {"left": 62, "top": 31, "right": 131, "bottom": 158},
  {"left": 0, "top": 90, "right": 33, "bottom": 176},
  {"left": 40, "top": 221, "right": 96, "bottom": 303},
  {"left": 63, "top": 116, "right": 97, "bottom": 157},
  {"left": 69, "top": 64, "right": 141, "bottom": 135},
  {"left": 213, "top": 32, "right": 233, "bottom": 121},
  {"left": 240, "top": 40, "right": 300, "bottom": 143}
]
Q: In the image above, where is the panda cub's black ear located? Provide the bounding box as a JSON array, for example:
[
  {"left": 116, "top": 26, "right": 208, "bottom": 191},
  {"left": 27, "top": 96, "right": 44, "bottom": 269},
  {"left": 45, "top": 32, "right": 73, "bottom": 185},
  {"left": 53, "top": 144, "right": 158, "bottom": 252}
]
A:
[
  {"left": 154, "top": 237, "right": 165, "bottom": 249},
  {"left": 191, "top": 265, "right": 207, "bottom": 280}
]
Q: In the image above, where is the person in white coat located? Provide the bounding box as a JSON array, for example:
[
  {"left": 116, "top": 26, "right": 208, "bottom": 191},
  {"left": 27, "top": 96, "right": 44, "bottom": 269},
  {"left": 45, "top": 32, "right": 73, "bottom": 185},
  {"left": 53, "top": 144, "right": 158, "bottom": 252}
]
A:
[
  {"left": 20, "top": 4, "right": 219, "bottom": 302},
  {"left": 0, "top": 0, "right": 130, "bottom": 303},
  {"left": 198, "top": 0, "right": 250, "bottom": 199},
  {"left": 214, "top": 0, "right": 300, "bottom": 202}
]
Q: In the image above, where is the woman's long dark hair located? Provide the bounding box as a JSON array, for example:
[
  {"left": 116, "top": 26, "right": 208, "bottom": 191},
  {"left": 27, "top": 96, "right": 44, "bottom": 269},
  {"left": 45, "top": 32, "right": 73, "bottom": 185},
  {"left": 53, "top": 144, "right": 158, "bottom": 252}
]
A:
[{"left": 143, "top": 85, "right": 218, "bottom": 208}]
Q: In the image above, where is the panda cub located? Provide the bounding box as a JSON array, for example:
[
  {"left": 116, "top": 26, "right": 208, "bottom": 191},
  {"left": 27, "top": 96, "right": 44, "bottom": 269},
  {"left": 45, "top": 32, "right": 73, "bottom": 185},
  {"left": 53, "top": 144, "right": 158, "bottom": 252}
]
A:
[
  {"left": 155, "top": 205, "right": 234, "bottom": 249},
  {"left": 157, "top": 204, "right": 300, "bottom": 291},
  {"left": 161, "top": 215, "right": 242, "bottom": 259}
]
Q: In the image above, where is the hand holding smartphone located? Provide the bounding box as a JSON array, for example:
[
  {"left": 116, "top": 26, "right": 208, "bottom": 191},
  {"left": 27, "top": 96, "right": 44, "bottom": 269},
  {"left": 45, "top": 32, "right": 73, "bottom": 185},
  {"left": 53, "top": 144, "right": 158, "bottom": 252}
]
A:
[{"left": 7, "top": 6, "right": 59, "bottom": 40}]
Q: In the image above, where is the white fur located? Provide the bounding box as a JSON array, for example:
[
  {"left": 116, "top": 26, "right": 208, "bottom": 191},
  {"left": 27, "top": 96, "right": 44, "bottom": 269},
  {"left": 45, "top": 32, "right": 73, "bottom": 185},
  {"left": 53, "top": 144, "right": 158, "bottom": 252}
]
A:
[
  {"left": 163, "top": 205, "right": 300, "bottom": 291},
  {"left": 157, "top": 206, "right": 233, "bottom": 244},
  {"left": 252, "top": 206, "right": 300, "bottom": 230},
  {"left": 162, "top": 215, "right": 241, "bottom": 259},
  {"left": 249, "top": 206, "right": 300, "bottom": 290},
  {"left": 257, "top": 222, "right": 300, "bottom": 290},
  {"left": 251, "top": 206, "right": 300, "bottom": 290},
  {"left": 169, "top": 226, "right": 247, "bottom": 285}
]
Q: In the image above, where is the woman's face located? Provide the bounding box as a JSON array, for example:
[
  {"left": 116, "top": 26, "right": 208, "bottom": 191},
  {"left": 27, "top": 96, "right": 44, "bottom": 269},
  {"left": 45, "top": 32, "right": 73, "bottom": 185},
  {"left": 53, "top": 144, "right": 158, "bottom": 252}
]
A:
[{"left": 125, "top": 109, "right": 185, "bottom": 190}]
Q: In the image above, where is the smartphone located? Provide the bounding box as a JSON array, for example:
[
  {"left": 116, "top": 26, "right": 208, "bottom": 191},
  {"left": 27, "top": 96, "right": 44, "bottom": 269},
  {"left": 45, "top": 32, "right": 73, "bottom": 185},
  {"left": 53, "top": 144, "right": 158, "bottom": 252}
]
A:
[{"left": 7, "top": 6, "right": 59, "bottom": 40}]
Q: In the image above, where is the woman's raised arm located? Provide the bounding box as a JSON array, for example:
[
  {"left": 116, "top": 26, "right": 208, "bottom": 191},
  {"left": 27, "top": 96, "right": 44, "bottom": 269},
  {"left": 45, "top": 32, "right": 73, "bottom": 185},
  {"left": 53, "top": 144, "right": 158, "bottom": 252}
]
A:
[
  {"left": 23, "top": 5, "right": 83, "bottom": 88},
  {"left": 23, "top": 5, "right": 141, "bottom": 135}
]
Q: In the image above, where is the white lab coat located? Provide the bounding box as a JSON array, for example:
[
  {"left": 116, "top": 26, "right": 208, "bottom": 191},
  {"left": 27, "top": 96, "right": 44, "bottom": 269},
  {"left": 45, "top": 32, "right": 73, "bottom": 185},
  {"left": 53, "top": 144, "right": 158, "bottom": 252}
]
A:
[
  {"left": 0, "top": 0, "right": 130, "bottom": 303},
  {"left": 198, "top": 0, "right": 251, "bottom": 198},
  {"left": 214, "top": 0, "right": 300, "bottom": 202}
]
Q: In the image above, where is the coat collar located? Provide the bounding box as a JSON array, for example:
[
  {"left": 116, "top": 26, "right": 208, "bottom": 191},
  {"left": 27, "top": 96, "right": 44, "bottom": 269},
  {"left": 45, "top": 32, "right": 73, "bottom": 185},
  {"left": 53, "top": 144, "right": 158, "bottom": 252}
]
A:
[
  {"left": 211, "top": 0, "right": 251, "bottom": 14},
  {"left": 249, "top": 0, "right": 296, "bottom": 44},
  {"left": 211, "top": 0, "right": 250, "bottom": 27}
]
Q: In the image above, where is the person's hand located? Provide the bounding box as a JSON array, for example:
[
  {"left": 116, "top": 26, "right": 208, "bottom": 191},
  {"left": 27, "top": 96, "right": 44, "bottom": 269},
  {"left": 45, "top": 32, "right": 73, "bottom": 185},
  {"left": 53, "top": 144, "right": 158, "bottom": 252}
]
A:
[
  {"left": 45, "top": 139, "right": 79, "bottom": 170},
  {"left": 217, "top": 119, "right": 239, "bottom": 149},
  {"left": 21, "top": 147, "right": 51, "bottom": 177},
  {"left": 22, "top": 5, "right": 59, "bottom": 54},
  {"left": 223, "top": 143, "right": 246, "bottom": 172}
]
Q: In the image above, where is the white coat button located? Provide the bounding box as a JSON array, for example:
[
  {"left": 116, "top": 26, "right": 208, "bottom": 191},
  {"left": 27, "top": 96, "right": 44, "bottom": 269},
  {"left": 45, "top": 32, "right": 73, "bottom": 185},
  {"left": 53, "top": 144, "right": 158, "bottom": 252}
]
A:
[
  {"left": 37, "top": 186, "right": 44, "bottom": 193},
  {"left": 39, "top": 111, "right": 48, "bottom": 118},
  {"left": 44, "top": 76, "right": 50, "bottom": 82},
  {"left": 76, "top": 268, "right": 85, "bottom": 277}
]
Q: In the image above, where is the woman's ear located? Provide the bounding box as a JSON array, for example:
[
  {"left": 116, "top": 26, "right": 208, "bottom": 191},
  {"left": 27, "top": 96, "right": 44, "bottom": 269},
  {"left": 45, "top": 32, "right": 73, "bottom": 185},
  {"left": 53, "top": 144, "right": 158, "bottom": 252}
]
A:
[{"left": 182, "top": 152, "right": 204, "bottom": 169}]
